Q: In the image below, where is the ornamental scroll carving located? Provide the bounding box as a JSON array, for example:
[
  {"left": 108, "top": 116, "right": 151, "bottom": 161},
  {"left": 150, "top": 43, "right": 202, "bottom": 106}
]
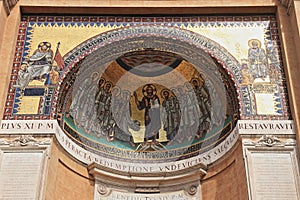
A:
[
  {"left": 0, "top": 135, "right": 51, "bottom": 147},
  {"left": 187, "top": 185, "right": 198, "bottom": 195},
  {"left": 97, "top": 183, "right": 110, "bottom": 196},
  {"left": 243, "top": 135, "right": 296, "bottom": 147},
  {"left": 256, "top": 135, "right": 283, "bottom": 147}
]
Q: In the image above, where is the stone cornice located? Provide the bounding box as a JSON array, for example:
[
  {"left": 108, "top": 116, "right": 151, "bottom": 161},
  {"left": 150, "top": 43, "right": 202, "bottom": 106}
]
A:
[
  {"left": 242, "top": 135, "right": 296, "bottom": 147},
  {"left": 3, "top": 0, "right": 18, "bottom": 15},
  {"left": 278, "top": 0, "right": 294, "bottom": 15},
  {"left": 0, "top": 135, "right": 52, "bottom": 147},
  {"left": 88, "top": 161, "right": 206, "bottom": 196}
]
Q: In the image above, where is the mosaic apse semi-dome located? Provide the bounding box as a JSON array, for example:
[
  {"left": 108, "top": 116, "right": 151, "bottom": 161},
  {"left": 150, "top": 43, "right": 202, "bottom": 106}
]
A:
[{"left": 57, "top": 27, "right": 239, "bottom": 164}]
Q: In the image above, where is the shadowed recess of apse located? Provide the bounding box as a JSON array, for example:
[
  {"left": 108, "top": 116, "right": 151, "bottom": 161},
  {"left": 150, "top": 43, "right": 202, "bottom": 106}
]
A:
[{"left": 116, "top": 49, "right": 183, "bottom": 77}]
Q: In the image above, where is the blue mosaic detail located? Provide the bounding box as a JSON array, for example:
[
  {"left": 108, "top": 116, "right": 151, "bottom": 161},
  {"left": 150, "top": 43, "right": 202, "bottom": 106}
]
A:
[{"left": 24, "top": 88, "right": 45, "bottom": 96}]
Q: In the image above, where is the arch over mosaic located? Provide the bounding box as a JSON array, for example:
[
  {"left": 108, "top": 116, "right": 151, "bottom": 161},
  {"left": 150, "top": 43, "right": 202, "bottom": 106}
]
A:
[
  {"left": 56, "top": 28, "right": 239, "bottom": 162},
  {"left": 56, "top": 26, "right": 242, "bottom": 117}
]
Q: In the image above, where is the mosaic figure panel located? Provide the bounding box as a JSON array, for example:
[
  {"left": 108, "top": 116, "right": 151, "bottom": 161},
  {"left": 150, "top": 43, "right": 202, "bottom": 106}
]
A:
[{"left": 60, "top": 51, "right": 234, "bottom": 161}]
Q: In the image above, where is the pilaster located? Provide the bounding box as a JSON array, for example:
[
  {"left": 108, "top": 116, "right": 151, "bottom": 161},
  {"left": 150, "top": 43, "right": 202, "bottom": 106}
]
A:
[{"left": 239, "top": 120, "right": 300, "bottom": 199}]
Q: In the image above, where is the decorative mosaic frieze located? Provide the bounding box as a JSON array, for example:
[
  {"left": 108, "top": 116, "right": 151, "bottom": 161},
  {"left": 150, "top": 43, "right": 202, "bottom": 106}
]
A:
[{"left": 3, "top": 14, "right": 289, "bottom": 121}]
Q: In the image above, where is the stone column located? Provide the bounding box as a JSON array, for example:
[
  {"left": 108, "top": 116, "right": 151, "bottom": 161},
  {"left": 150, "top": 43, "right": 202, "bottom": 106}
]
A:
[
  {"left": 0, "top": 135, "right": 52, "bottom": 200},
  {"left": 0, "top": 120, "right": 56, "bottom": 200}
]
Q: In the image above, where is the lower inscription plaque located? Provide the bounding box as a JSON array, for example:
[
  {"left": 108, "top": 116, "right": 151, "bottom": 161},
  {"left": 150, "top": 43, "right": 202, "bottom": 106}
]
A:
[
  {"left": 0, "top": 151, "right": 44, "bottom": 200},
  {"left": 96, "top": 190, "right": 199, "bottom": 200},
  {"left": 247, "top": 151, "right": 299, "bottom": 200}
]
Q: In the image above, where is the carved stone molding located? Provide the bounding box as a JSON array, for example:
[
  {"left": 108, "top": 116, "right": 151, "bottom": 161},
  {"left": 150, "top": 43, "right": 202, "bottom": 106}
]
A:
[
  {"left": 238, "top": 120, "right": 296, "bottom": 149},
  {"left": 89, "top": 162, "right": 205, "bottom": 199},
  {"left": 96, "top": 182, "right": 110, "bottom": 196},
  {"left": 256, "top": 135, "right": 284, "bottom": 147},
  {"left": 187, "top": 184, "right": 198, "bottom": 195},
  {"left": 242, "top": 135, "right": 296, "bottom": 147},
  {"left": 0, "top": 135, "right": 51, "bottom": 147},
  {"left": 3, "top": 0, "right": 18, "bottom": 15},
  {"left": 93, "top": 181, "right": 202, "bottom": 200},
  {"left": 278, "top": 0, "right": 294, "bottom": 15}
]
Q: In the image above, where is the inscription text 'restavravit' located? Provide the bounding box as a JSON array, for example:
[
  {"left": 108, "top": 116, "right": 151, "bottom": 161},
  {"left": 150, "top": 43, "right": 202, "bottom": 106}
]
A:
[
  {"left": 238, "top": 123, "right": 292, "bottom": 130},
  {"left": 238, "top": 120, "right": 294, "bottom": 135}
]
